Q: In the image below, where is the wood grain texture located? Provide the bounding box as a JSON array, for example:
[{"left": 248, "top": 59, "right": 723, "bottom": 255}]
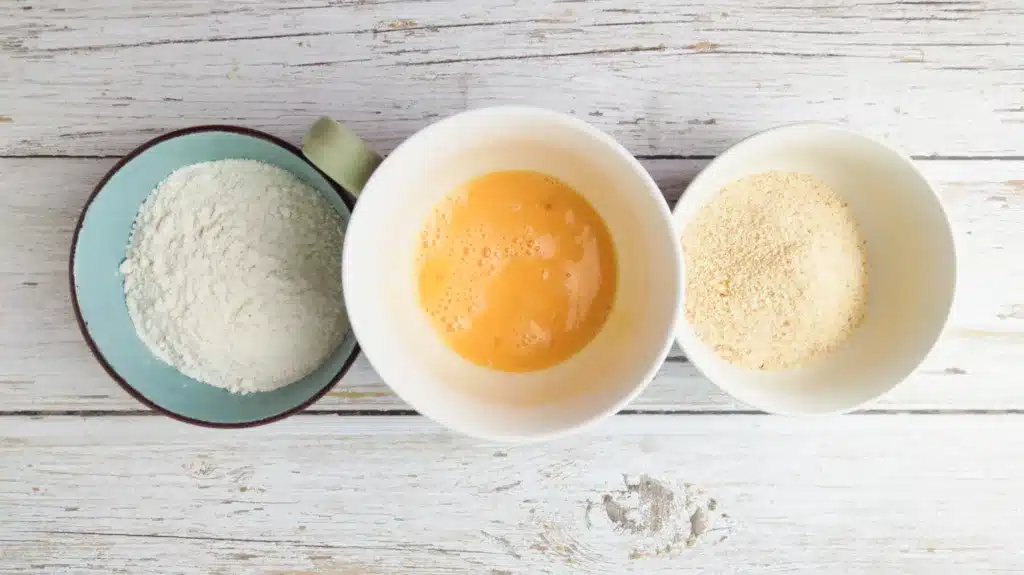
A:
[
  {"left": 3, "top": 0, "right": 1023, "bottom": 157},
  {"left": 4, "top": 2, "right": 1024, "bottom": 573},
  {"left": 3, "top": 415, "right": 1023, "bottom": 574},
  {"left": 1, "top": 157, "right": 1021, "bottom": 412}
]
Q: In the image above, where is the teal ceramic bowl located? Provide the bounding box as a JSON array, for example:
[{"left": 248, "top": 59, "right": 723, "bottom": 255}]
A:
[{"left": 70, "top": 126, "right": 360, "bottom": 427}]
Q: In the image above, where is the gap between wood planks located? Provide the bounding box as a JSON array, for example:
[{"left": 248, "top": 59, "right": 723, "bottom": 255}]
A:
[
  {"left": 13, "top": 18, "right": 561, "bottom": 55},
  {"left": 3, "top": 409, "right": 1024, "bottom": 417},
  {"left": 8, "top": 154, "right": 1024, "bottom": 161}
]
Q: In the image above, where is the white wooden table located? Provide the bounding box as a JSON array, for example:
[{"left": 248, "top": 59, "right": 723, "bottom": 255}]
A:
[{"left": 3, "top": 1, "right": 1024, "bottom": 573}]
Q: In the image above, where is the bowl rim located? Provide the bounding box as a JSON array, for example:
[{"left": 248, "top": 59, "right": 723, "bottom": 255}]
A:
[
  {"left": 671, "top": 121, "right": 958, "bottom": 415},
  {"left": 68, "top": 124, "right": 362, "bottom": 429}
]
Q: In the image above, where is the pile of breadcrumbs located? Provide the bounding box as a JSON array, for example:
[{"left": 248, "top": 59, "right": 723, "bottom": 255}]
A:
[{"left": 682, "top": 171, "right": 868, "bottom": 370}]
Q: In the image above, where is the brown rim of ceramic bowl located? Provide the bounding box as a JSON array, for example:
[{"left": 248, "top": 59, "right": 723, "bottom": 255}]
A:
[{"left": 68, "top": 124, "right": 362, "bottom": 429}]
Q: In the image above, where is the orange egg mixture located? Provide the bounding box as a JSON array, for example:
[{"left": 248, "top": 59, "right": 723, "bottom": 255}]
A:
[{"left": 417, "top": 170, "right": 618, "bottom": 372}]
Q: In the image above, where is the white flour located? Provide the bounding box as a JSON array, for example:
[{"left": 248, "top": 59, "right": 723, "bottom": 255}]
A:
[
  {"left": 120, "top": 159, "right": 347, "bottom": 393},
  {"left": 585, "top": 474, "right": 731, "bottom": 560}
]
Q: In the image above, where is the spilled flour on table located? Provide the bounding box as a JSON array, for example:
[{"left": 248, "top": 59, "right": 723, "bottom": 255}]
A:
[{"left": 585, "top": 474, "right": 730, "bottom": 559}]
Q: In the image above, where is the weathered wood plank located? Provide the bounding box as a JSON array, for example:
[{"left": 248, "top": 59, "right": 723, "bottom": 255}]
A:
[
  {"left": 0, "top": 157, "right": 1019, "bottom": 412},
  {"left": 3, "top": 0, "right": 1023, "bottom": 157},
  {"left": 2, "top": 415, "right": 1022, "bottom": 574},
  {"left": 4, "top": 3, "right": 1024, "bottom": 575}
]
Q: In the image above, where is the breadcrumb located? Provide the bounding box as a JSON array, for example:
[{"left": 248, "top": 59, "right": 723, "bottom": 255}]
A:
[{"left": 683, "top": 171, "right": 868, "bottom": 370}]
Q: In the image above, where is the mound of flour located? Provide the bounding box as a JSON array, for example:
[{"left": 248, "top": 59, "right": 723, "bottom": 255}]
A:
[{"left": 120, "top": 159, "right": 347, "bottom": 394}]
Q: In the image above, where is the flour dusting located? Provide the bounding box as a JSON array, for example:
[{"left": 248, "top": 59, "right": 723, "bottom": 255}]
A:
[
  {"left": 586, "top": 474, "right": 729, "bottom": 559},
  {"left": 120, "top": 159, "right": 347, "bottom": 393}
]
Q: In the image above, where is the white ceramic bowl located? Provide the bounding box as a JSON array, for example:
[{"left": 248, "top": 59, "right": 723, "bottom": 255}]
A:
[
  {"left": 673, "top": 123, "right": 956, "bottom": 415},
  {"left": 343, "top": 107, "right": 682, "bottom": 440}
]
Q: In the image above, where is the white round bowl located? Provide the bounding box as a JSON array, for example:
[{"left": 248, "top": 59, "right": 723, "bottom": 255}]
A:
[
  {"left": 673, "top": 123, "right": 956, "bottom": 415},
  {"left": 343, "top": 107, "right": 682, "bottom": 440}
]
